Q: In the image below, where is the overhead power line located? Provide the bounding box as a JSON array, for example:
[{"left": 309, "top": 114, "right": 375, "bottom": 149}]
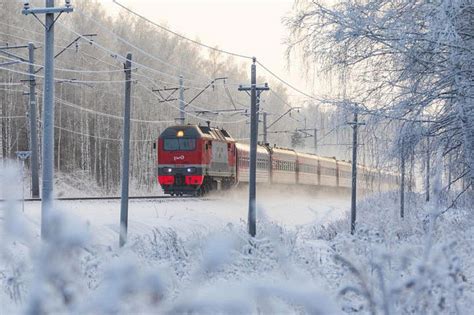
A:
[
  {"left": 37, "top": 119, "right": 155, "bottom": 142},
  {"left": 75, "top": 8, "right": 213, "bottom": 82},
  {"left": 57, "top": 21, "right": 243, "bottom": 89},
  {"left": 52, "top": 95, "right": 175, "bottom": 124},
  {"left": 138, "top": 82, "right": 248, "bottom": 125},
  {"left": 0, "top": 64, "right": 131, "bottom": 84},
  {"left": 0, "top": 115, "right": 27, "bottom": 119},
  {"left": 108, "top": 0, "right": 349, "bottom": 115},
  {"left": 256, "top": 60, "right": 321, "bottom": 102},
  {"left": 112, "top": 0, "right": 254, "bottom": 60}
]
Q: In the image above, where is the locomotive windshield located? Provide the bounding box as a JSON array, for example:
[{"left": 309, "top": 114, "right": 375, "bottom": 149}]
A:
[{"left": 163, "top": 138, "right": 196, "bottom": 151}]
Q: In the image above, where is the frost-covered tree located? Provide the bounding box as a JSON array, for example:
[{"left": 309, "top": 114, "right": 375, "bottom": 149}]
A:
[{"left": 286, "top": 0, "right": 474, "bottom": 190}]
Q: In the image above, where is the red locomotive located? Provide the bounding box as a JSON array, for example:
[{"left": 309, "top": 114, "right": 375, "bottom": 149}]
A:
[
  {"left": 157, "top": 125, "right": 236, "bottom": 195},
  {"left": 156, "top": 124, "right": 398, "bottom": 195}
]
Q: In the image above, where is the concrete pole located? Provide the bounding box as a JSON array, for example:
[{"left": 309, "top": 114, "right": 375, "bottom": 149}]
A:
[
  {"left": 350, "top": 108, "right": 358, "bottom": 235},
  {"left": 448, "top": 153, "right": 452, "bottom": 190},
  {"left": 426, "top": 136, "right": 430, "bottom": 202},
  {"left": 41, "top": 0, "right": 56, "bottom": 239},
  {"left": 248, "top": 58, "right": 257, "bottom": 237},
  {"left": 120, "top": 53, "right": 132, "bottom": 247},
  {"left": 21, "top": 158, "right": 25, "bottom": 212},
  {"left": 400, "top": 141, "right": 405, "bottom": 218},
  {"left": 262, "top": 112, "right": 267, "bottom": 144},
  {"left": 28, "top": 42, "right": 39, "bottom": 198},
  {"left": 314, "top": 128, "right": 318, "bottom": 153},
  {"left": 256, "top": 91, "right": 261, "bottom": 143},
  {"left": 179, "top": 75, "right": 185, "bottom": 125}
]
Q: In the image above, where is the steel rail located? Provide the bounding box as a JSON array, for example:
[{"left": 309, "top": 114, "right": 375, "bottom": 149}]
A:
[{"left": 0, "top": 195, "right": 200, "bottom": 202}]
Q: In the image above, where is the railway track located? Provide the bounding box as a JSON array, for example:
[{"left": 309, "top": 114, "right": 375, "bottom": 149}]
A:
[{"left": 0, "top": 195, "right": 201, "bottom": 202}]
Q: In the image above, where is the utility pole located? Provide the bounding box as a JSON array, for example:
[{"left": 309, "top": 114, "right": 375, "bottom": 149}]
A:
[
  {"left": 16, "top": 151, "right": 31, "bottom": 212},
  {"left": 23, "top": 0, "right": 74, "bottom": 239},
  {"left": 262, "top": 111, "right": 268, "bottom": 144},
  {"left": 0, "top": 42, "right": 39, "bottom": 198},
  {"left": 348, "top": 105, "right": 365, "bottom": 234},
  {"left": 120, "top": 53, "right": 132, "bottom": 247},
  {"left": 179, "top": 75, "right": 185, "bottom": 125},
  {"left": 255, "top": 90, "right": 266, "bottom": 144},
  {"left": 238, "top": 58, "right": 269, "bottom": 237},
  {"left": 448, "top": 153, "right": 452, "bottom": 191},
  {"left": 426, "top": 136, "right": 430, "bottom": 202},
  {"left": 409, "top": 146, "right": 415, "bottom": 193},
  {"left": 28, "top": 43, "right": 39, "bottom": 198},
  {"left": 314, "top": 128, "right": 318, "bottom": 153},
  {"left": 154, "top": 77, "right": 224, "bottom": 124},
  {"left": 400, "top": 139, "right": 405, "bottom": 218}
]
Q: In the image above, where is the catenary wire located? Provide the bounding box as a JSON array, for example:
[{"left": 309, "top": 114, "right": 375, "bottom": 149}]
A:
[
  {"left": 75, "top": 8, "right": 213, "bottom": 81},
  {"left": 112, "top": 0, "right": 254, "bottom": 60}
]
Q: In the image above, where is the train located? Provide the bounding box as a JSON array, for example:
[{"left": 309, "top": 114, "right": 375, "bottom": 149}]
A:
[{"left": 156, "top": 124, "right": 399, "bottom": 196}]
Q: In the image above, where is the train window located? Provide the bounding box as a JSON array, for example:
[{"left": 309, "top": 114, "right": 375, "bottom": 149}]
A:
[{"left": 164, "top": 138, "right": 196, "bottom": 151}]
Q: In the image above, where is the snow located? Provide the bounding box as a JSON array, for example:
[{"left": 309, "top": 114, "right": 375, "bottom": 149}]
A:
[{"left": 1, "top": 166, "right": 473, "bottom": 314}]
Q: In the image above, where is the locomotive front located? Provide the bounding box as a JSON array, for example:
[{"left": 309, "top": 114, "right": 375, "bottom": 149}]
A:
[{"left": 157, "top": 125, "right": 205, "bottom": 195}]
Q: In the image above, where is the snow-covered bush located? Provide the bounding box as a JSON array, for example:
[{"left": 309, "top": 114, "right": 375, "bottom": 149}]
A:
[{"left": 1, "top": 165, "right": 472, "bottom": 314}]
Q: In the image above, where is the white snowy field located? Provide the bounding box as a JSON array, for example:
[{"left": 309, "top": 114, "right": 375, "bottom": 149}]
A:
[
  {"left": 19, "top": 187, "right": 350, "bottom": 247},
  {"left": 1, "top": 167, "right": 473, "bottom": 314}
]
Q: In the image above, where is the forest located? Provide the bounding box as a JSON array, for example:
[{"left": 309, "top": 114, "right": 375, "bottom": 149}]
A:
[{"left": 0, "top": 0, "right": 472, "bottom": 198}]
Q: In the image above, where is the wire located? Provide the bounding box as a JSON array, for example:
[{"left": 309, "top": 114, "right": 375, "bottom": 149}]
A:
[
  {"left": 0, "top": 82, "right": 23, "bottom": 86},
  {"left": 52, "top": 95, "right": 175, "bottom": 124},
  {"left": 56, "top": 23, "right": 237, "bottom": 91},
  {"left": 0, "top": 64, "right": 131, "bottom": 84},
  {"left": 1, "top": 54, "right": 128, "bottom": 73},
  {"left": 112, "top": 0, "right": 254, "bottom": 60},
  {"left": 0, "top": 116, "right": 26, "bottom": 119},
  {"left": 56, "top": 68, "right": 126, "bottom": 74},
  {"left": 256, "top": 60, "right": 322, "bottom": 102},
  {"left": 56, "top": 20, "right": 228, "bottom": 88},
  {"left": 270, "top": 90, "right": 296, "bottom": 109},
  {"left": 1, "top": 28, "right": 244, "bottom": 109},
  {"left": 0, "top": 87, "right": 25, "bottom": 93},
  {"left": 0, "top": 56, "right": 245, "bottom": 123},
  {"left": 0, "top": 29, "right": 126, "bottom": 79},
  {"left": 29, "top": 87, "right": 175, "bottom": 124},
  {"left": 37, "top": 119, "right": 156, "bottom": 142},
  {"left": 75, "top": 8, "right": 213, "bottom": 82},
  {"left": 138, "top": 82, "right": 248, "bottom": 125}
]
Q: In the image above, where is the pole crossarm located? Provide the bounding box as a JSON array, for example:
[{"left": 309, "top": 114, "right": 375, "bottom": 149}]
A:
[
  {"left": 22, "top": 6, "right": 73, "bottom": 15},
  {"left": 152, "top": 86, "right": 182, "bottom": 103},
  {"left": 188, "top": 108, "right": 248, "bottom": 115},
  {"left": 238, "top": 83, "right": 269, "bottom": 92}
]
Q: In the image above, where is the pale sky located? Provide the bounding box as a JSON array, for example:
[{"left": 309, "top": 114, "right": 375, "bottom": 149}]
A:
[{"left": 102, "top": 0, "right": 311, "bottom": 94}]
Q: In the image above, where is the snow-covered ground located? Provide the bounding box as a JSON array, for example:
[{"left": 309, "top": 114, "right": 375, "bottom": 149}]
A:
[
  {"left": 20, "top": 187, "right": 350, "bottom": 247},
  {"left": 1, "top": 166, "right": 473, "bottom": 314}
]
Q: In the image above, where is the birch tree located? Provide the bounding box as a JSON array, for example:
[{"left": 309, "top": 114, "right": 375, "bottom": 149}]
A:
[{"left": 286, "top": 0, "right": 474, "bottom": 188}]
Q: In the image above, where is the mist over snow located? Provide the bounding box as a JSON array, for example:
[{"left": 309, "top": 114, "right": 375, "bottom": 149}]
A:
[{"left": 1, "top": 164, "right": 473, "bottom": 314}]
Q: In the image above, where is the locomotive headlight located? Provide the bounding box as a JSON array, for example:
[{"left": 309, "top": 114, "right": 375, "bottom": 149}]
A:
[
  {"left": 186, "top": 167, "right": 196, "bottom": 173},
  {"left": 163, "top": 167, "right": 173, "bottom": 173}
]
